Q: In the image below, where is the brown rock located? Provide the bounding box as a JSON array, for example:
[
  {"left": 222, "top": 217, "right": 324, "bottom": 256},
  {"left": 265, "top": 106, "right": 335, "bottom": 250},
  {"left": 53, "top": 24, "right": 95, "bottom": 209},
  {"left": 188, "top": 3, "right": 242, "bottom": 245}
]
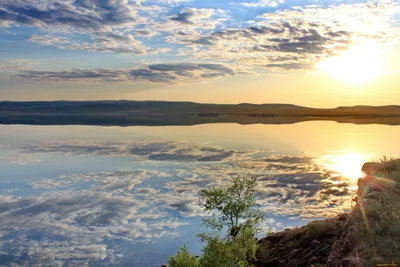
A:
[
  {"left": 287, "top": 249, "right": 300, "bottom": 260},
  {"left": 283, "top": 260, "right": 297, "bottom": 267},
  {"left": 342, "top": 258, "right": 351, "bottom": 267},
  {"left": 343, "top": 226, "right": 358, "bottom": 252},
  {"left": 326, "top": 259, "right": 341, "bottom": 267},
  {"left": 261, "top": 257, "right": 280, "bottom": 267},
  {"left": 361, "top": 162, "right": 384, "bottom": 175},
  {"left": 307, "top": 256, "right": 318, "bottom": 266},
  {"left": 310, "top": 239, "right": 321, "bottom": 249}
]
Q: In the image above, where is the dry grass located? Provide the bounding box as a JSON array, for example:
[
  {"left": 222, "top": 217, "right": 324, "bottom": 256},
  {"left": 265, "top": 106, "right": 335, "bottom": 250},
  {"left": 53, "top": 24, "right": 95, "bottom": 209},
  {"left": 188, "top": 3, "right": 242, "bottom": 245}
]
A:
[{"left": 349, "top": 158, "right": 400, "bottom": 266}]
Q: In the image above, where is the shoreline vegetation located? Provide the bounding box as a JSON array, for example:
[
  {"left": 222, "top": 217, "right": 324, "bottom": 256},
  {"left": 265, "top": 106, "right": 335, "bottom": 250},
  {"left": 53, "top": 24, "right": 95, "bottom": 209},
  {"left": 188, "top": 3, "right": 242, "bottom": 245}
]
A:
[
  {"left": 166, "top": 159, "right": 400, "bottom": 267},
  {"left": 1, "top": 101, "right": 400, "bottom": 126}
]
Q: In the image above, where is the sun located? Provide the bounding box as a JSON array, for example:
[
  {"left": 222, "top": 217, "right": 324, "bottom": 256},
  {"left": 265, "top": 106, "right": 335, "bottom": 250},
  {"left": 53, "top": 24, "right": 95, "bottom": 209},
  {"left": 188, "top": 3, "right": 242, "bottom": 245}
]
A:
[{"left": 317, "top": 42, "right": 384, "bottom": 85}]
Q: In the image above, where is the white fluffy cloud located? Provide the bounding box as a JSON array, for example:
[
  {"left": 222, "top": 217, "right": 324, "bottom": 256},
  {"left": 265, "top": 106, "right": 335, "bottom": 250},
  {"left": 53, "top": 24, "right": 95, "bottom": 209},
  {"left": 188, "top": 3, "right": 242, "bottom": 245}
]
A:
[
  {"left": 0, "top": 139, "right": 359, "bottom": 265},
  {"left": 2, "top": 0, "right": 398, "bottom": 74}
]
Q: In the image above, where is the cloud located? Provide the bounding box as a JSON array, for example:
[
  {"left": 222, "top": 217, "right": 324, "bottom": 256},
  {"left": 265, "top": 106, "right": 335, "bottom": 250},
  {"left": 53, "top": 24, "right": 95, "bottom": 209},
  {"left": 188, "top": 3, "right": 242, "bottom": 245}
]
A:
[
  {"left": 169, "top": 20, "right": 352, "bottom": 68},
  {"left": 22, "top": 141, "right": 240, "bottom": 162},
  {"left": 21, "top": 140, "right": 354, "bottom": 219},
  {"left": 18, "top": 68, "right": 129, "bottom": 82},
  {"left": 0, "top": 0, "right": 140, "bottom": 30},
  {"left": 170, "top": 7, "right": 215, "bottom": 25},
  {"left": 0, "top": 0, "right": 155, "bottom": 54},
  {"left": 1, "top": 139, "right": 363, "bottom": 265},
  {"left": 159, "top": 152, "right": 355, "bottom": 220},
  {"left": 28, "top": 33, "right": 150, "bottom": 54},
  {"left": 22, "top": 142, "right": 130, "bottom": 156},
  {"left": 170, "top": 9, "right": 196, "bottom": 24},
  {"left": 0, "top": 59, "right": 40, "bottom": 74},
  {"left": 1, "top": 0, "right": 398, "bottom": 72},
  {"left": 166, "top": 2, "right": 399, "bottom": 71},
  {"left": 0, "top": 170, "right": 185, "bottom": 266},
  {"left": 265, "top": 63, "right": 314, "bottom": 70},
  {"left": 164, "top": 7, "right": 227, "bottom": 32},
  {"left": 0, "top": 152, "right": 40, "bottom": 165},
  {"left": 16, "top": 62, "right": 244, "bottom": 84},
  {"left": 241, "top": 0, "right": 284, "bottom": 8}
]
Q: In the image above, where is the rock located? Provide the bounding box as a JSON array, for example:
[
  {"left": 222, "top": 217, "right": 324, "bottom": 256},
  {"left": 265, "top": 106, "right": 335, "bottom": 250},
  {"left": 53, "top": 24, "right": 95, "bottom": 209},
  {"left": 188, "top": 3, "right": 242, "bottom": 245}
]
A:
[
  {"left": 261, "top": 257, "right": 280, "bottom": 267},
  {"left": 307, "top": 256, "right": 318, "bottom": 266},
  {"left": 326, "top": 259, "right": 341, "bottom": 267},
  {"left": 299, "top": 247, "right": 310, "bottom": 257},
  {"left": 342, "top": 258, "right": 351, "bottom": 267},
  {"left": 362, "top": 162, "right": 384, "bottom": 175},
  {"left": 160, "top": 265, "right": 167, "bottom": 267},
  {"left": 287, "top": 249, "right": 300, "bottom": 260},
  {"left": 338, "top": 214, "right": 347, "bottom": 221},
  {"left": 283, "top": 261, "right": 295, "bottom": 267},
  {"left": 319, "top": 245, "right": 332, "bottom": 255},
  {"left": 343, "top": 226, "right": 358, "bottom": 252},
  {"left": 366, "top": 192, "right": 380, "bottom": 199},
  {"left": 310, "top": 239, "right": 321, "bottom": 249}
]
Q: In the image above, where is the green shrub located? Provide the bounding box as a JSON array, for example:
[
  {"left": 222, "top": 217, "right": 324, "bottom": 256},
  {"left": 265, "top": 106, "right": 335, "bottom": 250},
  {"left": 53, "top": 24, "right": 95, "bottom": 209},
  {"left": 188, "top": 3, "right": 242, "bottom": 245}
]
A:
[
  {"left": 169, "top": 176, "right": 264, "bottom": 267},
  {"left": 168, "top": 246, "right": 199, "bottom": 267},
  {"left": 199, "top": 227, "right": 258, "bottom": 267}
]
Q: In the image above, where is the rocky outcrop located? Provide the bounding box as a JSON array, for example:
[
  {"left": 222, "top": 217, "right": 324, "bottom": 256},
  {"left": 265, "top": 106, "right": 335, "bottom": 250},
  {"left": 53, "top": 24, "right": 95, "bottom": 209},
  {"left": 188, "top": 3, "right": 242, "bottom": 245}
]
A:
[
  {"left": 254, "top": 214, "right": 349, "bottom": 267},
  {"left": 254, "top": 160, "right": 399, "bottom": 267}
]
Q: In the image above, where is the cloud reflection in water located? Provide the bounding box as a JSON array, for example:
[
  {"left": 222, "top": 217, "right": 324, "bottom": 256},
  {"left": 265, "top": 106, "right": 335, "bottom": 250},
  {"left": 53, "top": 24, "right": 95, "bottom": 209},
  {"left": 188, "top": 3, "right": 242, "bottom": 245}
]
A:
[{"left": 0, "top": 140, "right": 365, "bottom": 266}]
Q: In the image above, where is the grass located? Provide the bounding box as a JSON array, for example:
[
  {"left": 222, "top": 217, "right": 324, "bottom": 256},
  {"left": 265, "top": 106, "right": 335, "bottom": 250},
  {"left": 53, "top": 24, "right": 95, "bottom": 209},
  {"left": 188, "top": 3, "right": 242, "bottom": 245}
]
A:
[
  {"left": 347, "top": 158, "right": 400, "bottom": 266},
  {"left": 305, "top": 220, "right": 337, "bottom": 238}
]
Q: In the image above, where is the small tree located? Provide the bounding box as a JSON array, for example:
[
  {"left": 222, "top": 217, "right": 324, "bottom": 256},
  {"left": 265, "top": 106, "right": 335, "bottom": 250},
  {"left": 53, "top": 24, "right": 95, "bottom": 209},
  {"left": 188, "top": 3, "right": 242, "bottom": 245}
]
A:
[
  {"left": 198, "top": 176, "right": 264, "bottom": 267},
  {"left": 198, "top": 176, "right": 264, "bottom": 238},
  {"left": 198, "top": 226, "right": 259, "bottom": 267},
  {"left": 168, "top": 245, "right": 199, "bottom": 267},
  {"left": 168, "top": 176, "right": 264, "bottom": 267}
]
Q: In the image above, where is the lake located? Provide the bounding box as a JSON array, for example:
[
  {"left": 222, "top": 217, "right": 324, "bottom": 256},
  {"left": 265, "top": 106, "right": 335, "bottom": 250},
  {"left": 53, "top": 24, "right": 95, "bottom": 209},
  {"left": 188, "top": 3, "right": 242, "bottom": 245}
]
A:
[{"left": 0, "top": 122, "right": 399, "bottom": 266}]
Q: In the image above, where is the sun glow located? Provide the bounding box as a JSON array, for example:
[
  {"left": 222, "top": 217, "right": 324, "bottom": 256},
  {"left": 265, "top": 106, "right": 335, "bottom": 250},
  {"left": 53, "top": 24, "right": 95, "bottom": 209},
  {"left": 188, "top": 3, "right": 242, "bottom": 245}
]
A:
[
  {"left": 323, "top": 153, "right": 367, "bottom": 181},
  {"left": 317, "top": 42, "right": 384, "bottom": 85}
]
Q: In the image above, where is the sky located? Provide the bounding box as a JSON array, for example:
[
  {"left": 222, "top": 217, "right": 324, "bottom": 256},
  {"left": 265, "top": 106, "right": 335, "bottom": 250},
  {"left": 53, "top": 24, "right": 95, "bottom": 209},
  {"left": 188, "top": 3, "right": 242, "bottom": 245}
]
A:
[{"left": 0, "top": 0, "right": 400, "bottom": 107}]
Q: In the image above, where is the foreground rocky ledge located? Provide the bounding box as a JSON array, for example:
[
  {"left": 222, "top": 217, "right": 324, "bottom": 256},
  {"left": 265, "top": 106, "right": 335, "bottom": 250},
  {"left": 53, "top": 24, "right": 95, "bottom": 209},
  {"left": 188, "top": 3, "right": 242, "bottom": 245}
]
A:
[{"left": 254, "top": 160, "right": 400, "bottom": 267}]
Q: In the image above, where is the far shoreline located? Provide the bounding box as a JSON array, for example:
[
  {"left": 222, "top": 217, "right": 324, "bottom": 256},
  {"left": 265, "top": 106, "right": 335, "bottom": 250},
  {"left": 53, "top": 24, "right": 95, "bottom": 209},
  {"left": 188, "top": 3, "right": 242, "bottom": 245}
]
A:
[{"left": 1, "top": 101, "right": 400, "bottom": 126}]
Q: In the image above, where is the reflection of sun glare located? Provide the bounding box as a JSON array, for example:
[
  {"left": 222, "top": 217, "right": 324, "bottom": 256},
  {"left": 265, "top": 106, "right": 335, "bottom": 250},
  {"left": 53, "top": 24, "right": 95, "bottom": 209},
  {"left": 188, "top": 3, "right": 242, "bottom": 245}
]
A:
[
  {"left": 324, "top": 153, "right": 367, "bottom": 181},
  {"left": 317, "top": 41, "right": 384, "bottom": 85},
  {"left": 333, "top": 153, "right": 366, "bottom": 181}
]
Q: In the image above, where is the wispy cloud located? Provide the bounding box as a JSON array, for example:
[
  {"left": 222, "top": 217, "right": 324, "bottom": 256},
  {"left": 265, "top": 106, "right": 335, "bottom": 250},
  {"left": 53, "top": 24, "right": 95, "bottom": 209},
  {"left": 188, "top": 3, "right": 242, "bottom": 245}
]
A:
[
  {"left": 16, "top": 63, "right": 246, "bottom": 84},
  {"left": 22, "top": 140, "right": 242, "bottom": 162},
  {"left": 2, "top": 0, "right": 398, "bottom": 75}
]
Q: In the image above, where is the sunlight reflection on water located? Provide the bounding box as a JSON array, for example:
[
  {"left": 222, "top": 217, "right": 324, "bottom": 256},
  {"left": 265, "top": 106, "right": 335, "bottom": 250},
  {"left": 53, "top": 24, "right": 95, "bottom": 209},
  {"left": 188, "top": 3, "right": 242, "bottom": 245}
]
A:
[{"left": 319, "top": 152, "right": 376, "bottom": 200}]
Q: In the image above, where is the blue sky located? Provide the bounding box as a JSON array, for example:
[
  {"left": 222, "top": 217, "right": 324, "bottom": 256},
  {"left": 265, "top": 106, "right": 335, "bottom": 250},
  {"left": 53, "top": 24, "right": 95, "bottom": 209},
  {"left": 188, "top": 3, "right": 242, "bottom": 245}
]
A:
[{"left": 0, "top": 0, "right": 399, "bottom": 105}]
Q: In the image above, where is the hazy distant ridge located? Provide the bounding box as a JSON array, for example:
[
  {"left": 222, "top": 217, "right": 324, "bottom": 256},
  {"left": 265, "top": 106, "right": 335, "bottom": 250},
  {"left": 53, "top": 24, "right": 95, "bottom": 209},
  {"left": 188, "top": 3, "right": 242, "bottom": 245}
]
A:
[{"left": 1, "top": 101, "right": 399, "bottom": 126}]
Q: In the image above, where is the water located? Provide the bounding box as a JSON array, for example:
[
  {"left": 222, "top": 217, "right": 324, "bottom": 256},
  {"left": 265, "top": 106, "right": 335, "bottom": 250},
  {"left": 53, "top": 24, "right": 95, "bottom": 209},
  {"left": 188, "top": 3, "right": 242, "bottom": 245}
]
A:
[{"left": 0, "top": 122, "right": 399, "bottom": 266}]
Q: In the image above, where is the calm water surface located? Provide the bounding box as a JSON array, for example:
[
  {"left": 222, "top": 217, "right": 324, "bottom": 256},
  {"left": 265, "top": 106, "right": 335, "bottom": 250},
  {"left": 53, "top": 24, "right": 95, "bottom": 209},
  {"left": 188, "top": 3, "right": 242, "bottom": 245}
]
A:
[{"left": 0, "top": 122, "right": 399, "bottom": 266}]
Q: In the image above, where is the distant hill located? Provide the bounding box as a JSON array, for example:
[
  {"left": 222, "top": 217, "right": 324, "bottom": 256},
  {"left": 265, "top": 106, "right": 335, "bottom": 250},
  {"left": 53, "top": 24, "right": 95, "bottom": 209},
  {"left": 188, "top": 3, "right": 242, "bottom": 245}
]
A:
[{"left": 1, "top": 101, "right": 400, "bottom": 126}]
